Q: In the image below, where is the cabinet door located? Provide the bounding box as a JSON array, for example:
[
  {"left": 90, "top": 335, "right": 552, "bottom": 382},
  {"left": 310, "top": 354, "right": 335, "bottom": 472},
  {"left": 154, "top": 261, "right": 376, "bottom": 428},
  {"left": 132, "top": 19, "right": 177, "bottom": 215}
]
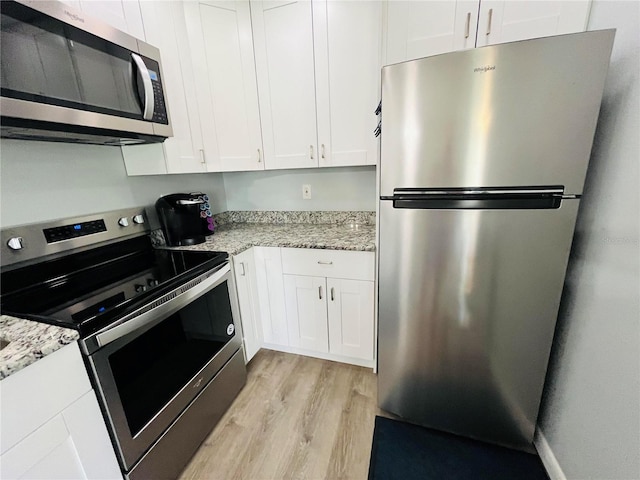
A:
[
  {"left": 253, "top": 247, "right": 289, "bottom": 346},
  {"left": 79, "top": 0, "right": 145, "bottom": 39},
  {"left": 233, "top": 249, "right": 263, "bottom": 362},
  {"left": 1, "top": 416, "right": 86, "bottom": 480},
  {"left": 384, "top": 0, "right": 479, "bottom": 65},
  {"left": 61, "top": 392, "right": 122, "bottom": 480},
  {"left": 185, "top": 0, "right": 264, "bottom": 172},
  {"left": 476, "top": 1, "right": 591, "bottom": 47},
  {"left": 137, "top": 1, "right": 205, "bottom": 174},
  {"left": 284, "top": 275, "right": 329, "bottom": 353},
  {"left": 327, "top": 278, "right": 374, "bottom": 360},
  {"left": 314, "top": 0, "right": 381, "bottom": 167},
  {"left": 250, "top": 0, "right": 318, "bottom": 170}
]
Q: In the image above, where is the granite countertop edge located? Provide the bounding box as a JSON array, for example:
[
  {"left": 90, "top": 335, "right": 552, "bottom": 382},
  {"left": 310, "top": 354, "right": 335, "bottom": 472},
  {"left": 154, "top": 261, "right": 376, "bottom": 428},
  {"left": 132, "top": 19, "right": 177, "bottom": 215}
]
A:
[{"left": 0, "top": 315, "right": 79, "bottom": 380}]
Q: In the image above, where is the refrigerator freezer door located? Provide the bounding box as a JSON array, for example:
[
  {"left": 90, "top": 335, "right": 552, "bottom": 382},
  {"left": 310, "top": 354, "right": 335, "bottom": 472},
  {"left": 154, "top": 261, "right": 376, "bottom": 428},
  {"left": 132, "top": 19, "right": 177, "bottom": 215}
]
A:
[
  {"left": 380, "top": 30, "right": 614, "bottom": 197},
  {"left": 377, "top": 199, "right": 580, "bottom": 451}
]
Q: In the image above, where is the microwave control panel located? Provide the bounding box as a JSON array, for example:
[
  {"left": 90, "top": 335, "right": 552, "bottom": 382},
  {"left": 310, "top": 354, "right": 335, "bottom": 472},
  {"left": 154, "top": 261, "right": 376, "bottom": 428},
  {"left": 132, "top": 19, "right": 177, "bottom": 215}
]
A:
[{"left": 144, "top": 57, "right": 169, "bottom": 125}]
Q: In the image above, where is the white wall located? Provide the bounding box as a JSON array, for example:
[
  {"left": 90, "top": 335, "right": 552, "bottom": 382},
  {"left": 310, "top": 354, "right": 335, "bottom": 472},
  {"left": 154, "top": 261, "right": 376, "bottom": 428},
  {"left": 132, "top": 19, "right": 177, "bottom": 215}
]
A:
[
  {"left": 0, "top": 140, "right": 227, "bottom": 227},
  {"left": 222, "top": 166, "right": 376, "bottom": 211},
  {"left": 537, "top": 2, "right": 640, "bottom": 479}
]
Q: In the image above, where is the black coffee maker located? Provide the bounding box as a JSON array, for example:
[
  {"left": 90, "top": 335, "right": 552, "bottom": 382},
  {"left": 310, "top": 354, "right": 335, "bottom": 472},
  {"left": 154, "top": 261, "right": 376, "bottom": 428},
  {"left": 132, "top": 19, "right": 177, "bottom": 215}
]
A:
[{"left": 155, "top": 193, "right": 215, "bottom": 246}]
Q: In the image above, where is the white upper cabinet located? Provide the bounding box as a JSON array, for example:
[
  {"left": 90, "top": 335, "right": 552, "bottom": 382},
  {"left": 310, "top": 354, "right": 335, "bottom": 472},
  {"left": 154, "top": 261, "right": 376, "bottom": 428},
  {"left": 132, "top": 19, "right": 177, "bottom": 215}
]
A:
[
  {"left": 250, "top": 0, "right": 318, "bottom": 170},
  {"left": 185, "top": 0, "right": 264, "bottom": 172},
  {"left": 385, "top": 1, "right": 478, "bottom": 64},
  {"left": 124, "top": 1, "right": 206, "bottom": 175},
  {"left": 384, "top": 0, "right": 590, "bottom": 64},
  {"left": 475, "top": 1, "right": 592, "bottom": 47},
  {"left": 314, "top": 0, "right": 381, "bottom": 167},
  {"left": 148, "top": 1, "right": 205, "bottom": 174},
  {"left": 69, "top": 1, "right": 146, "bottom": 40}
]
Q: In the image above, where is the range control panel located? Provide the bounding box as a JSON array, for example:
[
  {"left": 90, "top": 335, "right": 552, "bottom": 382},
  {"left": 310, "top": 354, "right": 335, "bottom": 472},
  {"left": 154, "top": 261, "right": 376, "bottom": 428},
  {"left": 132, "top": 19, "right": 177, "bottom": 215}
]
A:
[{"left": 1, "top": 208, "right": 150, "bottom": 269}]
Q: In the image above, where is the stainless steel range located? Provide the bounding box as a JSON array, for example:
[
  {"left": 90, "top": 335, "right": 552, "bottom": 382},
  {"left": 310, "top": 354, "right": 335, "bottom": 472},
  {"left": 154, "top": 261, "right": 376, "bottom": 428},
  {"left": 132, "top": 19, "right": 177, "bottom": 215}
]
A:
[{"left": 0, "top": 208, "right": 247, "bottom": 479}]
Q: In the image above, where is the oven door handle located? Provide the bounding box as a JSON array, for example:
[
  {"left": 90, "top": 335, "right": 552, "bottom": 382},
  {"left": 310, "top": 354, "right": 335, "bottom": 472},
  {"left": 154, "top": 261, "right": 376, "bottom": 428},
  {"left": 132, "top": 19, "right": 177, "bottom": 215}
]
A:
[{"left": 89, "top": 263, "right": 231, "bottom": 352}]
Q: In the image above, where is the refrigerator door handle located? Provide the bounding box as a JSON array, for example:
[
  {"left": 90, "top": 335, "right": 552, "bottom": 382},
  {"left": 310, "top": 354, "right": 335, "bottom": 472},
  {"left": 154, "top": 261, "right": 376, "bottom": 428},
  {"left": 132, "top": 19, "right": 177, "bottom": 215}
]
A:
[
  {"left": 384, "top": 186, "right": 567, "bottom": 210},
  {"left": 391, "top": 187, "right": 564, "bottom": 196}
]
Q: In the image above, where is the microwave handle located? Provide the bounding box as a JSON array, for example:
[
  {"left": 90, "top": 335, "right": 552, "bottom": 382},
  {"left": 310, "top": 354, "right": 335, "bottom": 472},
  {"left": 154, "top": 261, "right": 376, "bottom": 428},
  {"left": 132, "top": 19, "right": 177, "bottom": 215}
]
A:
[{"left": 131, "top": 53, "right": 155, "bottom": 120}]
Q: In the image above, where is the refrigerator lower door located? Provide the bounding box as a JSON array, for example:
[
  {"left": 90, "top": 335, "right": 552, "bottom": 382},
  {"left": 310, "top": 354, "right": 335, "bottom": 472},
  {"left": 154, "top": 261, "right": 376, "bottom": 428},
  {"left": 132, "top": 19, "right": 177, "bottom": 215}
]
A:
[{"left": 377, "top": 199, "right": 579, "bottom": 451}]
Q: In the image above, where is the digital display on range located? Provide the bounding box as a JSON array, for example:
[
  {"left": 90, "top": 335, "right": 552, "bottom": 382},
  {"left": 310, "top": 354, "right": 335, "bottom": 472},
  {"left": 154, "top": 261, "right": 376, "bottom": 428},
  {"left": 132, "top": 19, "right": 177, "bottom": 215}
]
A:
[{"left": 44, "top": 220, "right": 107, "bottom": 243}]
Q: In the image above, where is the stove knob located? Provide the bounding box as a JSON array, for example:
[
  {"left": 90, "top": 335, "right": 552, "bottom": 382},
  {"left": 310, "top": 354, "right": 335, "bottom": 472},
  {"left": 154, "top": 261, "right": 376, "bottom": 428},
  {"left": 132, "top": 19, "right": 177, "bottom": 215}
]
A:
[
  {"left": 118, "top": 217, "right": 129, "bottom": 227},
  {"left": 135, "top": 284, "right": 148, "bottom": 293},
  {"left": 7, "top": 237, "right": 23, "bottom": 250},
  {"left": 132, "top": 214, "right": 145, "bottom": 225},
  {"left": 147, "top": 279, "right": 159, "bottom": 287}
]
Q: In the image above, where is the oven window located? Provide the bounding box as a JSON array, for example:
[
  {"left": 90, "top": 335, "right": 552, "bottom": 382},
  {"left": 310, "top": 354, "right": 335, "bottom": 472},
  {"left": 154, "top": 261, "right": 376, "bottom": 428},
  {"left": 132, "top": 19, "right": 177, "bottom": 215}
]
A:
[{"left": 108, "top": 281, "right": 235, "bottom": 436}]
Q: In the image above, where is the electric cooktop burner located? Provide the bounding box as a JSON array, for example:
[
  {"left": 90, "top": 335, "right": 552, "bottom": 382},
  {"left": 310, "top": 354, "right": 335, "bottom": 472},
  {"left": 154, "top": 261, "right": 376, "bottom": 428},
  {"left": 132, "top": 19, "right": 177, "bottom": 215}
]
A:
[{"left": 0, "top": 235, "right": 227, "bottom": 336}]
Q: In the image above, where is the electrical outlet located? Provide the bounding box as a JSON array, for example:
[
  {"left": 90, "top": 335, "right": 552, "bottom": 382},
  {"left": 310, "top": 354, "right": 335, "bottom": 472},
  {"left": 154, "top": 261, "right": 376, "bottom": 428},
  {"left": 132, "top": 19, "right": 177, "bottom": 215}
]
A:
[{"left": 302, "top": 184, "right": 311, "bottom": 200}]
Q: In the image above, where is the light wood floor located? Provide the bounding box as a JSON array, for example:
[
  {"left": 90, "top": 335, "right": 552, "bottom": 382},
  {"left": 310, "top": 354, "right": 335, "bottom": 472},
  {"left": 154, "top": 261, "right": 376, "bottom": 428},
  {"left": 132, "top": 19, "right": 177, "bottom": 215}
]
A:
[{"left": 179, "top": 349, "right": 379, "bottom": 480}]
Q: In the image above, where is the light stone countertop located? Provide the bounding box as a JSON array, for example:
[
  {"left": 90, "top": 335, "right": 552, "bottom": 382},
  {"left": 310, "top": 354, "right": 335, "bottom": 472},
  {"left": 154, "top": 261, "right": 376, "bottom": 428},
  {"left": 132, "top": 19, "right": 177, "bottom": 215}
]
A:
[
  {"left": 168, "top": 222, "right": 376, "bottom": 256},
  {"left": 0, "top": 315, "right": 79, "bottom": 380}
]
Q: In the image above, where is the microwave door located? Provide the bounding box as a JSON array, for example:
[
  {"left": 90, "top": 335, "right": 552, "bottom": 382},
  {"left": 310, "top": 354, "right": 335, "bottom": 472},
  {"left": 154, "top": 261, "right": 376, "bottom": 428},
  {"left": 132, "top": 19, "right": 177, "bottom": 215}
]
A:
[{"left": 1, "top": 7, "right": 142, "bottom": 117}]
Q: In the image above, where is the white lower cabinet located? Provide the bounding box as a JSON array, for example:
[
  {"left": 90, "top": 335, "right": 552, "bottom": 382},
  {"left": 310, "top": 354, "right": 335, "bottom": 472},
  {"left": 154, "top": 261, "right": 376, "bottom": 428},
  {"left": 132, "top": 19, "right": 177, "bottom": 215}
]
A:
[
  {"left": 233, "top": 248, "right": 263, "bottom": 363},
  {"left": 283, "top": 275, "right": 329, "bottom": 353},
  {"left": 252, "top": 247, "right": 289, "bottom": 346},
  {"left": 327, "top": 278, "right": 375, "bottom": 361},
  {"left": 232, "top": 246, "right": 375, "bottom": 367},
  {"left": 284, "top": 274, "right": 375, "bottom": 362},
  {"left": 0, "top": 343, "right": 121, "bottom": 480}
]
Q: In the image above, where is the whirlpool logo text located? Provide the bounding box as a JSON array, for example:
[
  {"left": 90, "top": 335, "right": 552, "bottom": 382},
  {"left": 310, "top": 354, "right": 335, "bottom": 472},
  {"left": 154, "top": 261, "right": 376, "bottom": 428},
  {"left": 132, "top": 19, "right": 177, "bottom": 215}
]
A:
[{"left": 474, "top": 65, "right": 496, "bottom": 73}]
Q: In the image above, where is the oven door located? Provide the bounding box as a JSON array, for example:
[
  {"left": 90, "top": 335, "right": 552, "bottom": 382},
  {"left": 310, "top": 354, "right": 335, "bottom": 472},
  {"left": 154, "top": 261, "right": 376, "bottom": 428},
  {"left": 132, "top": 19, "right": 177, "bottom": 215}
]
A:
[{"left": 85, "top": 263, "right": 242, "bottom": 471}]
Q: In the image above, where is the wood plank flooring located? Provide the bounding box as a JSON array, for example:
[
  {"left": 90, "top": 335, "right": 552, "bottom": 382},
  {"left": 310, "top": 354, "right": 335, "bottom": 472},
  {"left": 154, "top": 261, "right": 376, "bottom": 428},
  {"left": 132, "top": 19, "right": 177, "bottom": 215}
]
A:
[{"left": 179, "top": 350, "right": 379, "bottom": 480}]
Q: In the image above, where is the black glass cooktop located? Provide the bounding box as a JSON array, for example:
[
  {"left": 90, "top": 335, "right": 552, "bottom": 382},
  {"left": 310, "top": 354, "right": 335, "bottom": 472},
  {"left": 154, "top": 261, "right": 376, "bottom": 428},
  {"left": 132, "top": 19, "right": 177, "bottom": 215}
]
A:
[{"left": 0, "top": 236, "right": 227, "bottom": 336}]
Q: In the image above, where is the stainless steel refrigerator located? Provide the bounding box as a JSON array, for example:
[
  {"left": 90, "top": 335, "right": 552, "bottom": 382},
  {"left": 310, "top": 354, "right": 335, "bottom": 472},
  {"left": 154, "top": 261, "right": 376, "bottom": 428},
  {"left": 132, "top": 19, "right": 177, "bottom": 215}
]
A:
[{"left": 377, "top": 30, "right": 615, "bottom": 452}]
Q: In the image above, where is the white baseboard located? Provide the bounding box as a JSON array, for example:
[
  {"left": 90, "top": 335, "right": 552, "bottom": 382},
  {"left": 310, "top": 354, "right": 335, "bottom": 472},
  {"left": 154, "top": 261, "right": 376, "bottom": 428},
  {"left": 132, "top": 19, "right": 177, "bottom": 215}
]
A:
[
  {"left": 534, "top": 429, "right": 567, "bottom": 480},
  {"left": 262, "top": 343, "right": 375, "bottom": 369}
]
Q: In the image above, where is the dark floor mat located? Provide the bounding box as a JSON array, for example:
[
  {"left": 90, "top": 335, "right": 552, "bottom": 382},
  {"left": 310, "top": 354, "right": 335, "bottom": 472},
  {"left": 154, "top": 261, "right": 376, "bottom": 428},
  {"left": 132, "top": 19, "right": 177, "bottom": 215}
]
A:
[{"left": 368, "top": 416, "right": 549, "bottom": 480}]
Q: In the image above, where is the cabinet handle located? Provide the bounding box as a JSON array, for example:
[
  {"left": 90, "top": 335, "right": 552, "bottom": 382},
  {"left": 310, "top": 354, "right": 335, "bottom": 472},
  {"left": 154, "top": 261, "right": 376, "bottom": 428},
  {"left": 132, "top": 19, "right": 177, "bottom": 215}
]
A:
[
  {"left": 310, "top": 145, "right": 314, "bottom": 160},
  {"left": 464, "top": 12, "right": 471, "bottom": 39},
  {"left": 330, "top": 287, "right": 335, "bottom": 301},
  {"left": 257, "top": 148, "right": 262, "bottom": 163},
  {"left": 321, "top": 144, "right": 326, "bottom": 159},
  {"left": 239, "top": 262, "right": 246, "bottom": 276},
  {"left": 318, "top": 286, "right": 323, "bottom": 300},
  {"left": 317, "top": 260, "right": 333, "bottom": 265},
  {"left": 199, "top": 149, "right": 206, "bottom": 165},
  {"left": 486, "top": 8, "right": 493, "bottom": 35}
]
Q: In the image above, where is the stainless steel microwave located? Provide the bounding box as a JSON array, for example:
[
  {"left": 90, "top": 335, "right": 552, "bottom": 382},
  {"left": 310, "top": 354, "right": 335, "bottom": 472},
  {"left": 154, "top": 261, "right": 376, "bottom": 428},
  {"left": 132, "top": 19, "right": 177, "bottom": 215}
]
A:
[{"left": 0, "top": 0, "right": 173, "bottom": 145}]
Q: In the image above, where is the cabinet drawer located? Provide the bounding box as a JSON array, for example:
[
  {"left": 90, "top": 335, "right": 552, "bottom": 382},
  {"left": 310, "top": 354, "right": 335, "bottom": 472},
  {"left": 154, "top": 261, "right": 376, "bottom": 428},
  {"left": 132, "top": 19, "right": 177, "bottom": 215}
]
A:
[{"left": 281, "top": 248, "right": 374, "bottom": 281}]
